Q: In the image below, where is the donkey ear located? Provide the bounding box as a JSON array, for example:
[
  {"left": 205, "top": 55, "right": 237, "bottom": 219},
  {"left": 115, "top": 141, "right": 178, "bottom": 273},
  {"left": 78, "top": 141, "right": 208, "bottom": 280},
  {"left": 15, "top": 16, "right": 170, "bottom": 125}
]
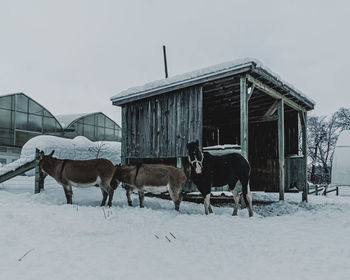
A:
[
  {"left": 49, "top": 150, "right": 55, "bottom": 157},
  {"left": 38, "top": 150, "right": 45, "bottom": 159}
]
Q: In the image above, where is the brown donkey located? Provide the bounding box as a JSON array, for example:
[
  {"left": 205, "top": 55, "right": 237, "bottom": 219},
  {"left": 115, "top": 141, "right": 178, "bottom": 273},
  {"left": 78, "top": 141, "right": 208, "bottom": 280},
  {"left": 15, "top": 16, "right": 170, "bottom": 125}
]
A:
[
  {"left": 115, "top": 164, "right": 186, "bottom": 211},
  {"left": 38, "top": 151, "right": 119, "bottom": 206}
]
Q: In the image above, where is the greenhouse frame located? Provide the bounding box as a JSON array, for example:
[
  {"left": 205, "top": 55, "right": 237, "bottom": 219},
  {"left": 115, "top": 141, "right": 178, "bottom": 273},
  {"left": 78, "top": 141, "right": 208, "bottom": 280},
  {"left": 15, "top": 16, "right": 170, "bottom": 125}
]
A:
[{"left": 0, "top": 92, "right": 121, "bottom": 164}]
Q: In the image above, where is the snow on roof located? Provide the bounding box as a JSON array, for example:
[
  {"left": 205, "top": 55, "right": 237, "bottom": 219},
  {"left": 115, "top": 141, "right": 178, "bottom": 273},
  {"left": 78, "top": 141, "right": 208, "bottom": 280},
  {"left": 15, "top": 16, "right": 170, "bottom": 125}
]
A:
[
  {"left": 111, "top": 58, "right": 256, "bottom": 102},
  {"left": 331, "top": 130, "right": 350, "bottom": 186},
  {"left": 55, "top": 112, "right": 99, "bottom": 129},
  {"left": 111, "top": 58, "right": 315, "bottom": 107}
]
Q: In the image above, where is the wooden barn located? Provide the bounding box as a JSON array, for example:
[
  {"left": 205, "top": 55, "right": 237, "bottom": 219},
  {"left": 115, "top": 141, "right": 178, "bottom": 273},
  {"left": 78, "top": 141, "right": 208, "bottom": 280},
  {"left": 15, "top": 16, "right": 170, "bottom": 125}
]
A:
[{"left": 111, "top": 59, "right": 315, "bottom": 200}]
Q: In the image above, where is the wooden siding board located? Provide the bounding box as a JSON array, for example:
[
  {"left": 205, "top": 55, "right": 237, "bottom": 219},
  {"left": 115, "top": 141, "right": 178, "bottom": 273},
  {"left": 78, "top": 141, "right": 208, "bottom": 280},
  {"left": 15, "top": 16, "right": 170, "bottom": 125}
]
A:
[
  {"left": 175, "top": 92, "right": 181, "bottom": 155},
  {"left": 156, "top": 98, "right": 161, "bottom": 157},
  {"left": 121, "top": 106, "right": 126, "bottom": 164},
  {"left": 152, "top": 99, "right": 156, "bottom": 158},
  {"left": 124, "top": 85, "right": 202, "bottom": 158},
  {"left": 179, "top": 90, "right": 186, "bottom": 155},
  {"left": 169, "top": 94, "right": 176, "bottom": 156}
]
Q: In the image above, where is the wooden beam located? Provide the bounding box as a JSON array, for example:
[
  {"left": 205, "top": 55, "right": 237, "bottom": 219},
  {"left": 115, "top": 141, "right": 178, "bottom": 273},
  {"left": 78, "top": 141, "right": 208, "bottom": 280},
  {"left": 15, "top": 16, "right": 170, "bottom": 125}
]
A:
[
  {"left": 278, "top": 100, "right": 285, "bottom": 200},
  {"left": 240, "top": 76, "right": 248, "bottom": 159},
  {"left": 0, "top": 159, "right": 36, "bottom": 184},
  {"left": 246, "top": 74, "right": 306, "bottom": 112},
  {"left": 250, "top": 115, "right": 278, "bottom": 123},
  {"left": 299, "top": 110, "right": 306, "bottom": 127},
  {"left": 247, "top": 84, "right": 255, "bottom": 101},
  {"left": 264, "top": 100, "right": 279, "bottom": 117},
  {"left": 300, "top": 111, "right": 308, "bottom": 202},
  {"left": 177, "top": 157, "right": 182, "bottom": 169}
]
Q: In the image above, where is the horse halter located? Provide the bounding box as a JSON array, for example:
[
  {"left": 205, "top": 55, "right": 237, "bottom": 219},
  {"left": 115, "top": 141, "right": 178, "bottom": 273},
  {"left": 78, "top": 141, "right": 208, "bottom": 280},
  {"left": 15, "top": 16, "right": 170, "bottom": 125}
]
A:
[{"left": 188, "top": 150, "right": 204, "bottom": 169}]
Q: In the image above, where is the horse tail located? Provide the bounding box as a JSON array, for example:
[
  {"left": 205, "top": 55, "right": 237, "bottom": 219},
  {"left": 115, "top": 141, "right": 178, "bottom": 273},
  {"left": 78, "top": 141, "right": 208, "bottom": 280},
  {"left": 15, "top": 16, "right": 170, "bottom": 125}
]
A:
[
  {"left": 111, "top": 168, "right": 120, "bottom": 190},
  {"left": 134, "top": 162, "right": 142, "bottom": 182},
  {"left": 241, "top": 158, "right": 251, "bottom": 206}
]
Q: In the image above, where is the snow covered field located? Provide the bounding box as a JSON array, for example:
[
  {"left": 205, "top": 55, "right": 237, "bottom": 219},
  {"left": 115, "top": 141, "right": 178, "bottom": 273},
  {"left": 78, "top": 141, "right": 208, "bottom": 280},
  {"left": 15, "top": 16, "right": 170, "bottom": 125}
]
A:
[{"left": 1, "top": 176, "right": 350, "bottom": 280}]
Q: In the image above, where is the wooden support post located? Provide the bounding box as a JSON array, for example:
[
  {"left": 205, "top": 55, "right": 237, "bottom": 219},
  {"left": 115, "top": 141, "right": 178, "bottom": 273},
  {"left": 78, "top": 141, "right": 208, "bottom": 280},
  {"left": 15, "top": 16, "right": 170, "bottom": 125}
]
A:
[
  {"left": 121, "top": 106, "right": 127, "bottom": 165},
  {"left": 264, "top": 100, "right": 279, "bottom": 117},
  {"left": 247, "top": 84, "right": 255, "bottom": 101},
  {"left": 176, "top": 157, "right": 182, "bottom": 169},
  {"left": 278, "top": 100, "right": 285, "bottom": 200},
  {"left": 300, "top": 111, "right": 308, "bottom": 202},
  {"left": 240, "top": 76, "right": 248, "bottom": 160},
  {"left": 34, "top": 148, "right": 43, "bottom": 194},
  {"left": 163, "top": 45, "right": 168, "bottom": 79}
]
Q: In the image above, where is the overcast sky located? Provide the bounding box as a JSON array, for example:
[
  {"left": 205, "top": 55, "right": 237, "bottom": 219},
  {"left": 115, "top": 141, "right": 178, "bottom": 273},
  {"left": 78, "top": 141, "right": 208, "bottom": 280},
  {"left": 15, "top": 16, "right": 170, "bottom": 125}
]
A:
[{"left": 1, "top": 0, "right": 349, "bottom": 125}]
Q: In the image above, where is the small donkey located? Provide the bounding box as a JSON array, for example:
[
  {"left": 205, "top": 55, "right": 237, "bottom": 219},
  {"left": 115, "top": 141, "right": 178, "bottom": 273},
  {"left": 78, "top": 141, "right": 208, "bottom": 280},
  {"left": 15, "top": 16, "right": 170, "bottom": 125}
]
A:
[
  {"left": 38, "top": 150, "right": 119, "bottom": 206},
  {"left": 115, "top": 164, "right": 186, "bottom": 211}
]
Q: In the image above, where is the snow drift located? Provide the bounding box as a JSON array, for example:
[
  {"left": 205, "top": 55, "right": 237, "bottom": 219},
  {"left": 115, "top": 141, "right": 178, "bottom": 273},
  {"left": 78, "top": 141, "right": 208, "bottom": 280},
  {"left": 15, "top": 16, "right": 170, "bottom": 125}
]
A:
[{"left": 0, "top": 135, "right": 121, "bottom": 176}]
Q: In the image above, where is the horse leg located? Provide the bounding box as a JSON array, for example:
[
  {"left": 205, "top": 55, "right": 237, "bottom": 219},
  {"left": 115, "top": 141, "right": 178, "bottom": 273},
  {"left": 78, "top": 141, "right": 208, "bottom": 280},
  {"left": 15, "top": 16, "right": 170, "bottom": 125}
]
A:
[
  {"left": 229, "top": 178, "right": 239, "bottom": 215},
  {"left": 241, "top": 179, "right": 253, "bottom": 217},
  {"left": 100, "top": 183, "right": 114, "bottom": 207},
  {"left": 232, "top": 185, "right": 240, "bottom": 216},
  {"left": 246, "top": 183, "right": 253, "bottom": 217},
  {"left": 203, "top": 192, "right": 211, "bottom": 215},
  {"left": 168, "top": 185, "right": 182, "bottom": 211},
  {"left": 126, "top": 186, "right": 133, "bottom": 206},
  {"left": 138, "top": 191, "right": 144, "bottom": 208},
  {"left": 107, "top": 186, "right": 114, "bottom": 207},
  {"left": 63, "top": 185, "right": 73, "bottom": 204},
  {"left": 100, "top": 189, "right": 108, "bottom": 206}
]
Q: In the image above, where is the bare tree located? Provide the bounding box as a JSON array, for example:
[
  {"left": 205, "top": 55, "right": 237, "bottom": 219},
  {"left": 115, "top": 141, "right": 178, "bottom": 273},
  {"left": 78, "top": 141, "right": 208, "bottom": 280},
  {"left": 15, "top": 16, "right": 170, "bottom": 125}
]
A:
[
  {"left": 307, "top": 116, "right": 325, "bottom": 182},
  {"left": 88, "top": 141, "right": 107, "bottom": 158},
  {"left": 335, "top": 107, "right": 350, "bottom": 130},
  {"left": 318, "top": 113, "right": 339, "bottom": 182},
  {"left": 307, "top": 110, "right": 346, "bottom": 183}
]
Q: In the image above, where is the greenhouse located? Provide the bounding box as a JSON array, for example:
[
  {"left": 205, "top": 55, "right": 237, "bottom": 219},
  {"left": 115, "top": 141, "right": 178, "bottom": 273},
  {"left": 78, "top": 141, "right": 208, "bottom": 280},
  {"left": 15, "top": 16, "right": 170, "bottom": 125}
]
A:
[
  {"left": 0, "top": 93, "right": 63, "bottom": 164},
  {"left": 0, "top": 93, "right": 121, "bottom": 164},
  {"left": 56, "top": 112, "right": 122, "bottom": 142}
]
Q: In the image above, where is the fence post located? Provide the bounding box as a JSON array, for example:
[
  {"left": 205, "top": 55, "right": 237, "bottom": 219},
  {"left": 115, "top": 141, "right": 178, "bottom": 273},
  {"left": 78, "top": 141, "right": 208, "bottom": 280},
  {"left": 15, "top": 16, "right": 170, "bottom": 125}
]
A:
[
  {"left": 336, "top": 187, "right": 339, "bottom": 196},
  {"left": 34, "top": 149, "right": 45, "bottom": 194},
  {"left": 34, "top": 149, "right": 40, "bottom": 194}
]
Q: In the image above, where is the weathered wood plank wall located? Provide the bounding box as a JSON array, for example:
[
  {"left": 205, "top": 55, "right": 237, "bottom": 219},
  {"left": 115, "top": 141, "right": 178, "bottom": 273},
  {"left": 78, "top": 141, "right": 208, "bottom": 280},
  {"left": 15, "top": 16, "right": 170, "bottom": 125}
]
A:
[{"left": 124, "top": 86, "right": 203, "bottom": 158}]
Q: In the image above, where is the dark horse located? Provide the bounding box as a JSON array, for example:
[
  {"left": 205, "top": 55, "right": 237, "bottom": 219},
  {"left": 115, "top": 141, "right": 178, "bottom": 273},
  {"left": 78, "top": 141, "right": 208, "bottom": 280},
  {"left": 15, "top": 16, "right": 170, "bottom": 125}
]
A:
[{"left": 187, "top": 140, "right": 253, "bottom": 217}]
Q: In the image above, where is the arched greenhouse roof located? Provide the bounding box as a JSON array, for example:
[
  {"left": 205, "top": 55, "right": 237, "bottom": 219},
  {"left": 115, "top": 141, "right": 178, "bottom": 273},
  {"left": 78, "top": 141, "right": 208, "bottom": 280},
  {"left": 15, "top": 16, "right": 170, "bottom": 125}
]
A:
[
  {"left": 0, "top": 92, "right": 63, "bottom": 131},
  {"left": 55, "top": 112, "right": 121, "bottom": 130}
]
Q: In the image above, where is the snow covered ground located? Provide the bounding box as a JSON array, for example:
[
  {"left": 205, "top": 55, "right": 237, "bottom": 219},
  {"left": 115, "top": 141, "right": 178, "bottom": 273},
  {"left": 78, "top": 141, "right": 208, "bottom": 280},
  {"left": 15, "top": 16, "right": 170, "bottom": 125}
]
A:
[{"left": 1, "top": 176, "right": 350, "bottom": 280}]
